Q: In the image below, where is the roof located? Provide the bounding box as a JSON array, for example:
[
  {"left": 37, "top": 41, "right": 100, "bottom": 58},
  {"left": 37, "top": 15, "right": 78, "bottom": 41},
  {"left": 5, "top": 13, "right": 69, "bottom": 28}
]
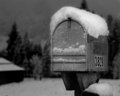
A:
[
  {"left": 0, "top": 58, "right": 11, "bottom": 64},
  {"left": 0, "top": 58, "right": 24, "bottom": 71},
  {"left": 50, "top": 6, "right": 109, "bottom": 38}
]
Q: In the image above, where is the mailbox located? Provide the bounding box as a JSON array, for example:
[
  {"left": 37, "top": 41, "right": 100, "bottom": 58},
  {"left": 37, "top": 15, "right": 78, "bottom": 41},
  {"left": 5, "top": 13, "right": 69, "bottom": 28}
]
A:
[{"left": 50, "top": 6, "right": 109, "bottom": 72}]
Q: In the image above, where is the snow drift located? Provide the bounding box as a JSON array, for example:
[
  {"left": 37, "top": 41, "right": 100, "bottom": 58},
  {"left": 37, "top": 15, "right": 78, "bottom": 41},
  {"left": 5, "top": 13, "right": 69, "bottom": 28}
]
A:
[
  {"left": 50, "top": 6, "right": 109, "bottom": 38},
  {"left": 84, "top": 83, "right": 113, "bottom": 96}
]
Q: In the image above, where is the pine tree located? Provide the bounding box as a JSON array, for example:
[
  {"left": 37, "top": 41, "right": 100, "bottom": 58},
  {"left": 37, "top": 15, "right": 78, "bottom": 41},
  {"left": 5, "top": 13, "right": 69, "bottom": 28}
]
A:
[
  {"left": 13, "top": 34, "right": 23, "bottom": 65},
  {"left": 21, "top": 33, "right": 31, "bottom": 71},
  {"left": 33, "top": 44, "right": 42, "bottom": 57},
  {"left": 6, "top": 22, "right": 20, "bottom": 61},
  {"left": 112, "top": 18, "right": 120, "bottom": 79},
  {"left": 80, "top": 0, "right": 89, "bottom": 11},
  {"left": 106, "top": 15, "right": 115, "bottom": 78},
  {"left": 31, "top": 55, "right": 43, "bottom": 80},
  {"left": 20, "top": 32, "right": 37, "bottom": 76},
  {"left": 107, "top": 15, "right": 115, "bottom": 39},
  {"left": 42, "top": 39, "right": 51, "bottom": 76}
]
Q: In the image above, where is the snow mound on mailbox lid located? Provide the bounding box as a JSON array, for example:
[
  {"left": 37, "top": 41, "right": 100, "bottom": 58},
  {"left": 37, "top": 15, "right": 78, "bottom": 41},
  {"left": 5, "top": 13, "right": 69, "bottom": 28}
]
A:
[{"left": 50, "top": 6, "right": 109, "bottom": 38}]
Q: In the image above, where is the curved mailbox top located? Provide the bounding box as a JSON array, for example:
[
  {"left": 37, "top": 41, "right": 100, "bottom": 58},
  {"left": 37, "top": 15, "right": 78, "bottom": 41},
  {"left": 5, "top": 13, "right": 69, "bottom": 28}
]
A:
[
  {"left": 52, "top": 20, "right": 86, "bottom": 56},
  {"left": 50, "top": 6, "right": 109, "bottom": 38}
]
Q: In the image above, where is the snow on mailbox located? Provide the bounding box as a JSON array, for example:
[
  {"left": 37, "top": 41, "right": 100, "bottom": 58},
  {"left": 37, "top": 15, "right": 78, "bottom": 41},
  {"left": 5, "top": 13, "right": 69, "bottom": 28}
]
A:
[{"left": 50, "top": 6, "right": 109, "bottom": 72}]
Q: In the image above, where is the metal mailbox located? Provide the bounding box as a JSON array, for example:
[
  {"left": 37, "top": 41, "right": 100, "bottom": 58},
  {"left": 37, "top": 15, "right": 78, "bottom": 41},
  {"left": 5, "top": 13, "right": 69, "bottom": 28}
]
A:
[
  {"left": 51, "top": 19, "right": 108, "bottom": 72},
  {"left": 50, "top": 6, "right": 109, "bottom": 72},
  {"left": 50, "top": 7, "right": 109, "bottom": 95}
]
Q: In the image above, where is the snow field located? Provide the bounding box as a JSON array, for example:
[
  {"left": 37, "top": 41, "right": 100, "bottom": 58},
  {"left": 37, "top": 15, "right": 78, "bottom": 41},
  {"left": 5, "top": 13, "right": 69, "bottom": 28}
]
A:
[
  {"left": 0, "top": 79, "right": 119, "bottom": 96},
  {"left": 0, "top": 78, "right": 73, "bottom": 96}
]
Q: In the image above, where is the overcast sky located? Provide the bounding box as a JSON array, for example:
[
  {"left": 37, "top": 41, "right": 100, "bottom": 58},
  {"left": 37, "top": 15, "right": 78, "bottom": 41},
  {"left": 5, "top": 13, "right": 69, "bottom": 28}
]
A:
[{"left": 0, "top": 0, "right": 120, "bottom": 43}]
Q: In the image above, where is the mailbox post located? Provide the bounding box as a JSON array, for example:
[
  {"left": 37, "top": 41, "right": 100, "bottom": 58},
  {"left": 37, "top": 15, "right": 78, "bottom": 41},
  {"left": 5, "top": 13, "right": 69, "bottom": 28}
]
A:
[{"left": 50, "top": 6, "right": 109, "bottom": 96}]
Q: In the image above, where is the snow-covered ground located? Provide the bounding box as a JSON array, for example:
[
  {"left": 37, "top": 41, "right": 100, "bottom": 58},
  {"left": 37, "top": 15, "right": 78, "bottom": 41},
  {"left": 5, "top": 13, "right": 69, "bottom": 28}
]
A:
[
  {"left": 0, "top": 78, "right": 119, "bottom": 96},
  {"left": 99, "top": 79, "right": 120, "bottom": 96}
]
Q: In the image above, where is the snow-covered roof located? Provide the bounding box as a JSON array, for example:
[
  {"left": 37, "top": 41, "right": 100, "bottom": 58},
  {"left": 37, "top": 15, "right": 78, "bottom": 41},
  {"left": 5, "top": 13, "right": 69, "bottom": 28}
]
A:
[
  {"left": 0, "top": 58, "right": 24, "bottom": 71},
  {"left": 50, "top": 6, "right": 109, "bottom": 38}
]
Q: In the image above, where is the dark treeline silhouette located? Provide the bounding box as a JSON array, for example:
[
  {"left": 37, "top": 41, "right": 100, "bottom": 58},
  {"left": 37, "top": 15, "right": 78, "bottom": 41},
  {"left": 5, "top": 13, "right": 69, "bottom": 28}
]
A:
[
  {"left": 107, "top": 15, "right": 120, "bottom": 79},
  {"left": 79, "top": 0, "right": 95, "bottom": 13},
  {"left": 0, "top": 22, "right": 56, "bottom": 80},
  {"left": 80, "top": 0, "right": 89, "bottom": 11}
]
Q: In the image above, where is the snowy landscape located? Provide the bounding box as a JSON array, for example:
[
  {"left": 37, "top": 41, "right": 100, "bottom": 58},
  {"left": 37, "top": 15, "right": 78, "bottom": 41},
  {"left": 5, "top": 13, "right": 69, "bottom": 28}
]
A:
[
  {"left": 0, "top": 78, "right": 119, "bottom": 96},
  {"left": 0, "top": 1, "right": 120, "bottom": 96}
]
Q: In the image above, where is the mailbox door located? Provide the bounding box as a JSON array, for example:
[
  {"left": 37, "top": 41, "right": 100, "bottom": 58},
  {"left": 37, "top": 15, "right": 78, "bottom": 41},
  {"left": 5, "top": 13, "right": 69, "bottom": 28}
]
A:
[{"left": 51, "top": 20, "right": 87, "bottom": 71}]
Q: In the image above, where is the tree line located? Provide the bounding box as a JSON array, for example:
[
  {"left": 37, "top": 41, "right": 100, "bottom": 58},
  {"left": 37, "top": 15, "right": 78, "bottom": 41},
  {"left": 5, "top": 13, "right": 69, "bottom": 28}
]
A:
[{"left": 0, "top": 22, "right": 54, "bottom": 80}]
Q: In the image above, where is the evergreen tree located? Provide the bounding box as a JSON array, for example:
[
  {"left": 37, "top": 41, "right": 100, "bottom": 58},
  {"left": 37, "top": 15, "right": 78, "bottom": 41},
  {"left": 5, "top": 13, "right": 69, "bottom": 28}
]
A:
[
  {"left": 20, "top": 32, "right": 40, "bottom": 76},
  {"left": 33, "top": 44, "right": 42, "bottom": 57},
  {"left": 6, "top": 22, "right": 20, "bottom": 61},
  {"left": 80, "top": 0, "right": 89, "bottom": 11},
  {"left": 21, "top": 32, "right": 32, "bottom": 73},
  {"left": 112, "top": 20, "right": 120, "bottom": 79},
  {"left": 42, "top": 39, "right": 51, "bottom": 76},
  {"left": 22, "top": 32, "right": 30, "bottom": 60},
  {"left": 106, "top": 15, "right": 116, "bottom": 78},
  {"left": 30, "top": 55, "right": 43, "bottom": 80},
  {"left": 13, "top": 34, "right": 23, "bottom": 65},
  {"left": 107, "top": 15, "right": 113, "bottom": 28},
  {"left": 107, "top": 17, "right": 120, "bottom": 79},
  {"left": 107, "top": 15, "right": 115, "bottom": 39}
]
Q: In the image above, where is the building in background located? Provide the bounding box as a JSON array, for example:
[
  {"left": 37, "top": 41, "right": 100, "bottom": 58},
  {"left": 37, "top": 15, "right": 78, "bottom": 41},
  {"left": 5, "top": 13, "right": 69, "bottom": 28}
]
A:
[{"left": 0, "top": 58, "right": 24, "bottom": 85}]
